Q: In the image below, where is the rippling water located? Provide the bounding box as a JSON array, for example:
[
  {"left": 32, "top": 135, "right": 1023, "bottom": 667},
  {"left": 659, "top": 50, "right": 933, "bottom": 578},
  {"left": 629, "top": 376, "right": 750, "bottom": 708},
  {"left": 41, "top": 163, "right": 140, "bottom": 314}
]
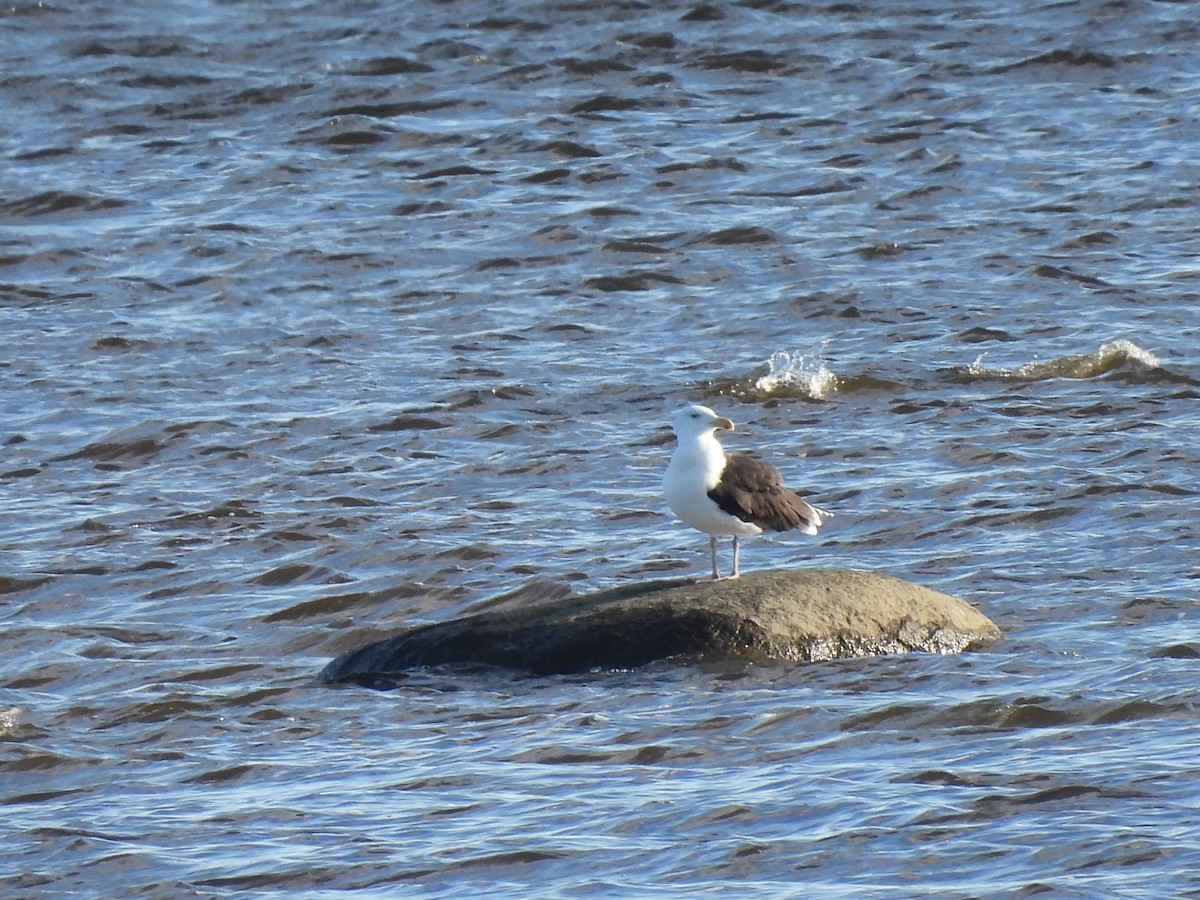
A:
[{"left": 3, "top": 0, "right": 1199, "bottom": 895}]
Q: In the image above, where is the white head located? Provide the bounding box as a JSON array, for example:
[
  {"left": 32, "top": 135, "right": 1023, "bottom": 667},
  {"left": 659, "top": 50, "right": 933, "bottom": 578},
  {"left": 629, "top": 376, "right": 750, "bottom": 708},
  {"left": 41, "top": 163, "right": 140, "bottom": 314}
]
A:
[{"left": 671, "top": 404, "right": 735, "bottom": 440}]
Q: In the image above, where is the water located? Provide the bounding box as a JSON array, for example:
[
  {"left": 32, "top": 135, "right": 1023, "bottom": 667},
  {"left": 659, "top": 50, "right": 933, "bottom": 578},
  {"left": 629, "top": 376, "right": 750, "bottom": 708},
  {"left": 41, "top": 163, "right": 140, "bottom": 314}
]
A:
[{"left": 2, "top": 0, "right": 1199, "bottom": 895}]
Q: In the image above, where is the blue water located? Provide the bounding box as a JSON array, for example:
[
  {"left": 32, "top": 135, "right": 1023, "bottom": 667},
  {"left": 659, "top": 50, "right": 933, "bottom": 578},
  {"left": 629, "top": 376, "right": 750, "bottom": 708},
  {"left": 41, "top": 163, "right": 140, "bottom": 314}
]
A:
[{"left": 2, "top": 0, "right": 1199, "bottom": 895}]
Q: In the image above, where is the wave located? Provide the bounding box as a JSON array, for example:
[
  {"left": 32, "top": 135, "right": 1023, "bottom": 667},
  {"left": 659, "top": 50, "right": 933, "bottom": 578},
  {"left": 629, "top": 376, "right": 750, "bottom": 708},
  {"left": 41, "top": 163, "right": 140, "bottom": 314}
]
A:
[
  {"left": 962, "top": 339, "right": 1161, "bottom": 382},
  {"left": 710, "top": 338, "right": 1182, "bottom": 404},
  {"left": 755, "top": 349, "right": 839, "bottom": 399},
  {"left": 713, "top": 348, "right": 843, "bottom": 401}
]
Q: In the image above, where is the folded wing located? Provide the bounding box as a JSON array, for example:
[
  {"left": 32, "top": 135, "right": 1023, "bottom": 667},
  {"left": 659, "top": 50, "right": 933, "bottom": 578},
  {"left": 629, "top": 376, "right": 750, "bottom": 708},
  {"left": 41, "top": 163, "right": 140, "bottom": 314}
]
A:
[{"left": 707, "top": 453, "right": 827, "bottom": 535}]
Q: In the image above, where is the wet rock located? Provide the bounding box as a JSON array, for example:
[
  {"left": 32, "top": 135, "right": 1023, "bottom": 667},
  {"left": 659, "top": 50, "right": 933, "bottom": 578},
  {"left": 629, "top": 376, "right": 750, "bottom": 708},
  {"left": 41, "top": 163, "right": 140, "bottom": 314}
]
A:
[{"left": 319, "top": 568, "right": 1002, "bottom": 682}]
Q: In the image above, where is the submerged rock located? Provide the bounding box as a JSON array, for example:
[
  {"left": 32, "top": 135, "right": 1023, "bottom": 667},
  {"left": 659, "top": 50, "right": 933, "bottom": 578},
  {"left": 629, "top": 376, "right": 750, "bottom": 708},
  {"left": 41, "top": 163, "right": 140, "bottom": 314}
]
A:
[{"left": 319, "top": 568, "right": 1001, "bottom": 683}]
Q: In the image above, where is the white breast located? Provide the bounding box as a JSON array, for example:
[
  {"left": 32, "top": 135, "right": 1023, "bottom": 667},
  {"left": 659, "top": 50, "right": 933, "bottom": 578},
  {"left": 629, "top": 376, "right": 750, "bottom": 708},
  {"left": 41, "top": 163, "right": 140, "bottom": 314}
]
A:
[{"left": 664, "top": 432, "right": 763, "bottom": 537}]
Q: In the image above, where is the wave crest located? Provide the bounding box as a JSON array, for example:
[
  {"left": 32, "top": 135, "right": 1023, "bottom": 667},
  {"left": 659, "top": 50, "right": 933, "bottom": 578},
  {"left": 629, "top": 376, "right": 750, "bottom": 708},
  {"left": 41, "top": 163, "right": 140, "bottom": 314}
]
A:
[
  {"left": 965, "top": 339, "right": 1160, "bottom": 382},
  {"left": 753, "top": 349, "right": 838, "bottom": 399}
]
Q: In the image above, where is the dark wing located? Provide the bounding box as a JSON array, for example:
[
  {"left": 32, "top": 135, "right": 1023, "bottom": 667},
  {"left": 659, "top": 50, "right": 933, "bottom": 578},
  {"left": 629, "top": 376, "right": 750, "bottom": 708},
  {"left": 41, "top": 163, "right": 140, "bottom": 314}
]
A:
[{"left": 708, "top": 453, "right": 824, "bottom": 533}]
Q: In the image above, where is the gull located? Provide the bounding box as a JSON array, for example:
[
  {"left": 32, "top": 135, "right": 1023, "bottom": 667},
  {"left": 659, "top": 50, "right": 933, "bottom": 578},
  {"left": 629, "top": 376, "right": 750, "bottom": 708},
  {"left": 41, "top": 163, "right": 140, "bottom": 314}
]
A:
[{"left": 664, "top": 404, "right": 829, "bottom": 580}]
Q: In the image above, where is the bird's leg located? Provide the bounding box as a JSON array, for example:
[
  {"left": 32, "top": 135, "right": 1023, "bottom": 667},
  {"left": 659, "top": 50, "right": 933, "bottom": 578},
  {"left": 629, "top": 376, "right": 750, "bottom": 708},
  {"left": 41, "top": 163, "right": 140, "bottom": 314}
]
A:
[
  {"left": 730, "top": 535, "right": 742, "bottom": 580},
  {"left": 710, "top": 535, "right": 721, "bottom": 580}
]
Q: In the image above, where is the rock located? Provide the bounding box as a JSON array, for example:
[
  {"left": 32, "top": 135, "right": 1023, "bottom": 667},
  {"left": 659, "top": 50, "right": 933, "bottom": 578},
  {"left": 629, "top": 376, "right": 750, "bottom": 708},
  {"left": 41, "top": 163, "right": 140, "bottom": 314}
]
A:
[{"left": 318, "top": 568, "right": 1002, "bottom": 683}]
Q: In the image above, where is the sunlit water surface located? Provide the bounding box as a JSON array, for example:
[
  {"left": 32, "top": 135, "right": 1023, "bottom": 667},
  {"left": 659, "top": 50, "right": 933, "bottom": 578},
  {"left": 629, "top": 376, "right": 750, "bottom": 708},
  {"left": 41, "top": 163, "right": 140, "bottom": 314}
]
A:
[{"left": 2, "top": 0, "right": 1199, "bottom": 896}]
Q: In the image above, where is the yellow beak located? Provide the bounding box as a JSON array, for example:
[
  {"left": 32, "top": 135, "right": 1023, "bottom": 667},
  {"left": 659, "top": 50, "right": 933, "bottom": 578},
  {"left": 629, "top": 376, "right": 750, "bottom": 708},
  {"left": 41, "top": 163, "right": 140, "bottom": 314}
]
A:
[{"left": 716, "top": 417, "right": 735, "bottom": 431}]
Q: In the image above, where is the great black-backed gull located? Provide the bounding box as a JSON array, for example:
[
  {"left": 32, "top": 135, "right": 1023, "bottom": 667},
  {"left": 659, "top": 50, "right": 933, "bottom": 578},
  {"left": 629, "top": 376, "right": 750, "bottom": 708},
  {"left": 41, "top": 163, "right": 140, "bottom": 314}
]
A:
[{"left": 664, "top": 404, "right": 829, "bottom": 581}]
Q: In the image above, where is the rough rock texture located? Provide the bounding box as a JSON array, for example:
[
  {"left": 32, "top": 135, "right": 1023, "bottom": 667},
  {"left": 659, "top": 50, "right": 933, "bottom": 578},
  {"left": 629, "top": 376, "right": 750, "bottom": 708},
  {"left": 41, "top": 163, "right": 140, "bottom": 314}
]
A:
[{"left": 319, "top": 568, "right": 1002, "bottom": 683}]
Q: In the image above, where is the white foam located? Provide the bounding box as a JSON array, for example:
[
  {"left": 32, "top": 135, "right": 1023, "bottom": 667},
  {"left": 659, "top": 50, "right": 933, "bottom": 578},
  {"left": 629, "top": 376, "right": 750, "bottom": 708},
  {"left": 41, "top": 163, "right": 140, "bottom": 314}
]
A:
[
  {"left": 0, "top": 706, "right": 26, "bottom": 734},
  {"left": 968, "top": 352, "right": 991, "bottom": 377},
  {"left": 1102, "top": 338, "right": 1160, "bottom": 369},
  {"left": 754, "top": 348, "right": 838, "bottom": 399}
]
